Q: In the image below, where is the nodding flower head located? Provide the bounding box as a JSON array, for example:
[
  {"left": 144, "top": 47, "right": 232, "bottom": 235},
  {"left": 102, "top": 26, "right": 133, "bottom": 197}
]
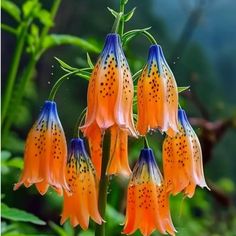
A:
[
  {"left": 82, "top": 33, "right": 137, "bottom": 137},
  {"left": 14, "top": 101, "right": 69, "bottom": 195},
  {"left": 137, "top": 44, "right": 178, "bottom": 137},
  {"left": 82, "top": 33, "right": 137, "bottom": 178},
  {"left": 123, "top": 148, "right": 176, "bottom": 236},
  {"left": 163, "top": 109, "right": 209, "bottom": 198},
  {"left": 61, "top": 138, "right": 103, "bottom": 229}
]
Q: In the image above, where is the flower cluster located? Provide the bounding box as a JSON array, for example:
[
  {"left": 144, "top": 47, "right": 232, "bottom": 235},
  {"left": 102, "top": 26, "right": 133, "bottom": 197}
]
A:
[{"left": 15, "top": 32, "right": 209, "bottom": 236}]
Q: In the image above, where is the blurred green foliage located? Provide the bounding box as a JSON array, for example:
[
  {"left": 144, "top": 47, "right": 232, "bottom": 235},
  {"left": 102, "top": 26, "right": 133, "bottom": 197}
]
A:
[{"left": 1, "top": 0, "right": 236, "bottom": 235}]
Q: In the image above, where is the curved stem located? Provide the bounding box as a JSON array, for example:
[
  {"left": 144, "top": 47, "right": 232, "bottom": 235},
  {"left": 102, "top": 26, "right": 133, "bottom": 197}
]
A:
[
  {"left": 48, "top": 70, "right": 80, "bottom": 100},
  {"left": 95, "top": 131, "right": 110, "bottom": 236},
  {"left": 133, "top": 69, "right": 143, "bottom": 82},
  {"left": 73, "top": 107, "right": 87, "bottom": 138},
  {"left": 122, "top": 28, "right": 157, "bottom": 46},
  {"left": 141, "top": 30, "right": 158, "bottom": 45},
  {"left": 144, "top": 136, "right": 150, "bottom": 148}
]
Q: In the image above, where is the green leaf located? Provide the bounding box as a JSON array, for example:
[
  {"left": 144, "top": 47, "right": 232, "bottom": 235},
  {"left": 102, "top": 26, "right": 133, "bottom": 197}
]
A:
[
  {"left": 1, "top": 0, "right": 21, "bottom": 22},
  {"left": 43, "top": 34, "right": 100, "bottom": 53},
  {"left": 124, "top": 7, "right": 136, "bottom": 22},
  {"left": 75, "top": 71, "right": 91, "bottom": 80},
  {"left": 63, "top": 221, "right": 74, "bottom": 236},
  {"left": 106, "top": 204, "right": 124, "bottom": 225},
  {"left": 36, "top": 9, "right": 53, "bottom": 27},
  {"left": 22, "top": 0, "right": 40, "bottom": 19},
  {"left": 107, "top": 7, "right": 118, "bottom": 18},
  {"left": 1, "top": 203, "right": 46, "bottom": 225},
  {"left": 178, "top": 86, "right": 190, "bottom": 93},
  {"left": 86, "top": 53, "right": 94, "bottom": 69},
  {"left": 54, "top": 57, "right": 78, "bottom": 72},
  {"left": 6, "top": 157, "right": 24, "bottom": 169},
  {"left": 1, "top": 24, "right": 17, "bottom": 35},
  {"left": 49, "top": 221, "right": 67, "bottom": 236},
  {"left": 31, "top": 24, "right": 39, "bottom": 38},
  {"left": 79, "top": 230, "right": 94, "bottom": 236},
  {"left": 26, "top": 24, "right": 39, "bottom": 54},
  {"left": 1, "top": 150, "right": 11, "bottom": 161}
]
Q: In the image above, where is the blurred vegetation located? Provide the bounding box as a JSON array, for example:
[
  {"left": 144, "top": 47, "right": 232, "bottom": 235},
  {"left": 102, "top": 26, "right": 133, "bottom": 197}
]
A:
[{"left": 1, "top": 0, "right": 236, "bottom": 235}]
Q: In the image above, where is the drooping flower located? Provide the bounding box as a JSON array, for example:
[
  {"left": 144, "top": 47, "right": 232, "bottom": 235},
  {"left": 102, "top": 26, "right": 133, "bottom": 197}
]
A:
[
  {"left": 84, "top": 124, "right": 131, "bottom": 178},
  {"left": 82, "top": 33, "right": 137, "bottom": 177},
  {"left": 107, "top": 125, "right": 131, "bottom": 176},
  {"left": 123, "top": 148, "right": 176, "bottom": 236},
  {"left": 14, "top": 101, "right": 69, "bottom": 195},
  {"left": 163, "top": 109, "right": 209, "bottom": 198},
  {"left": 137, "top": 44, "right": 178, "bottom": 137},
  {"left": 82, "top": 33, "right": 136, "bottom": 136},
  {"left": 61, "top": 138, "right": 102, "bottom": 229}
]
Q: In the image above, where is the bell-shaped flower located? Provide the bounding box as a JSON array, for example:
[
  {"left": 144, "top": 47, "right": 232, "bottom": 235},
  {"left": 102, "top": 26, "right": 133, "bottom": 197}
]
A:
[
  {"left": 14, "top": 101, "right": 69, "bottom": 195},
  {"left": 61, "top": 138, "right": 102, "bottom": 229},
  {"left": 163, "top": 109, "right": 209, "bottom": 197},
  {"left": 82, "top": 33, "right": 137, "bottom": 177},
  {"left": 137, "top": 44, "right": 178, "bottom": 137},
  {"left": 123, "top": 148, "right": 176, "bottom": 236},
  {"left": 82, "top": 33, "right": 136, "bottom": 136}
]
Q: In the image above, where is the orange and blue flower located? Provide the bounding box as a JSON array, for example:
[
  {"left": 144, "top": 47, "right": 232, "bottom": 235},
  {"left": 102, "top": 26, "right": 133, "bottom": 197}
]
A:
[
  {"left": 123, "top": 148, "right": 176, "bottom": 236},
  {"left": 137, "top": 44, "right": 178, "bottom": 137},
  {"left": 82, "top": 33, "right": 137, "bottom": 177},
  {"left": 61, "top": 138, "right": 102, "bottom": 229},
  {"left": 83, "top": 33, "right": 136, "bottom": 136},
  {"left": 14, "top": 101, "right": 69, "bottom": 195},
  {"left": 163, "top": 109, "right": 209, "bottom": 197}
]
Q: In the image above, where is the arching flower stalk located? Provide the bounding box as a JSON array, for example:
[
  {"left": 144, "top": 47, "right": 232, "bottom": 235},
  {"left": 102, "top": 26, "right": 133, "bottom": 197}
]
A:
[
  {"left": 14, "top": 101, "right": 69, "bottom": 195},
  {"left": 137, "top": 44, "right": 178, "bottom": 137},
  {"left": 82, "top": 33, "right": 137, "bottom": 177},
  {"left": 61, "top": 138, "right": 103, "bottom": 229},
  {"left": 163, "top": 109, "right": 209, "bottom": 197},
  {"left": 123, "top": 148, "right": 176, "bottom": 236}
]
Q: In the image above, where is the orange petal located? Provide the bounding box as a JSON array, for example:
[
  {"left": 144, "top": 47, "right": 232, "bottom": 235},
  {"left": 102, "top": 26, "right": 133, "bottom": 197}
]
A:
[
  {"left": 189, "top": 132, "right": 209, "bottom": 190},
  {"left": 14, "top": 125, "right": 45, "bottom": 191},
  {"left": 85, "top": 123, "right": 103, "bottom": 179},
  {"left": 107, "top": 126, "right": 131, "bottom": 176}
]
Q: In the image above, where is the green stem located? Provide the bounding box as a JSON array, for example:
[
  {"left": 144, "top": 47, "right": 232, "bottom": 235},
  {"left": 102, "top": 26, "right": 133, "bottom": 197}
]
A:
[
  {"left": 141, "top": 30, "right": 157, "bottom": 45},
  {"left": 119, "top": 0, "right": 126, "bottom": 36},
  {"left": 2, "top": 57, "right": 36, "bottom": 143},
  {"left": 95, "top": 132, "right": 110, "bottom": 236},
  {"left": 133, "top": 69, "right": 143, "bottom": 82},
  {"left": 1, "top": 22, "right": 28, "bottom": 125},
  {"left": 73, "top": 107, "right": 87, "bottom": 138},
  {"left": 1, "top": 0, "right": 61, "bottom": 144},
  {"left": 48, "top": 70, "right": 80, "bottom": 100},
  {"left": 36, "top": 0, "right": 61, "bottom": 59},
  {"left": 122, "top": 28, "right": 157, "bottom": 46},
  {"left": 144, "top": 136, "right": 150, "bottom": 148},
  {"left": 111, "top": 12, "right": 123, "bottom": 34}
]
